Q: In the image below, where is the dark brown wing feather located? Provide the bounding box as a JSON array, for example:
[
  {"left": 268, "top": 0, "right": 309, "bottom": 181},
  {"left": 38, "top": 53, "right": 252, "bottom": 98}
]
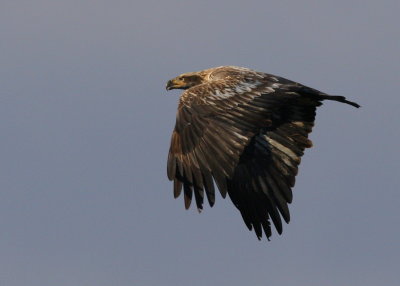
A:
[
  {"left": 167, "top": 70, "right": 346, "bottom": 239},
  {"left": 227, "top": 96, "right": 319, "bottom": 239}
]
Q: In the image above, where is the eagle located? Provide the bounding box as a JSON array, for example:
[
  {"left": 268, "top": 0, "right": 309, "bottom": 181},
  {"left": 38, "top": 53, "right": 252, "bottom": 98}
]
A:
[{"left": 166, "top": 66, "right": 359, "bottom": 240}]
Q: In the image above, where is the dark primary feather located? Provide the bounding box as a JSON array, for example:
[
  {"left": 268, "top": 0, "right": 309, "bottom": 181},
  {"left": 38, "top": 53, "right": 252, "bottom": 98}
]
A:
[{"left": 166, "top": 66, "right": 359, "bottom": 240}]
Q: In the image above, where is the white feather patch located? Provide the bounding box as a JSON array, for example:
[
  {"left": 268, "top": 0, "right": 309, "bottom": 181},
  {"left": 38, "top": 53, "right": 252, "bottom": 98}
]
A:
[
  {"left": 271, "top": 83, "right": 281, "bottom": 88},
  {"left": 263, "top": 87, "right": 275, "bottom": 93},
  {"left": 211, "top": 80, "right": 261, "bottom": 99}
]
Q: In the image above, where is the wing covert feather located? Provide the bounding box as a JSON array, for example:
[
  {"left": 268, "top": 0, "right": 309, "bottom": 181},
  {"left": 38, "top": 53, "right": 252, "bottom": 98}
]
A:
[{"left": 167, "top": 71, "right": 321, "bottom": 239}]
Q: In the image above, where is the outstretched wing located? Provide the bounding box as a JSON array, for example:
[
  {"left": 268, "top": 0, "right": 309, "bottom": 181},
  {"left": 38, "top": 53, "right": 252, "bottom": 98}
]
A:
[
  {"left": 226, "top": 93, "right": 319, "bottom": 239},
  {"left": 167, "top": 74, "right": 321, "bottom": 239}
]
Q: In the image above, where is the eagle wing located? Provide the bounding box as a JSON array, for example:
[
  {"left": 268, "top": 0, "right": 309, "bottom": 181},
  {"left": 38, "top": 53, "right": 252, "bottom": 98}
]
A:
[{"left": 167, "top": 73, "right": 321, "bottom": 239}]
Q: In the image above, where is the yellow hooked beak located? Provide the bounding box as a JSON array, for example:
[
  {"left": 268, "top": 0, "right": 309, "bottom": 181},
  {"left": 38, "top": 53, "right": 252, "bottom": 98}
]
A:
[{"left": 166, "top": 78, "right": 186, "bottom": 90}]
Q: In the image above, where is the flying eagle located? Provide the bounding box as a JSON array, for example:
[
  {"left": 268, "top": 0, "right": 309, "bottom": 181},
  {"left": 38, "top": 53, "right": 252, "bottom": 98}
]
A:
[{"left": 166, "top": 66, "right": 359, "bottom": 240}]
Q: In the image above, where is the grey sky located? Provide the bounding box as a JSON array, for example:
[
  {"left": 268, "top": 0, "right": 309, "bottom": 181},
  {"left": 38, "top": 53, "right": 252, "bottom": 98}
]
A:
[{"left": 0, "top": 1, "right": 399, "bottom": 285}]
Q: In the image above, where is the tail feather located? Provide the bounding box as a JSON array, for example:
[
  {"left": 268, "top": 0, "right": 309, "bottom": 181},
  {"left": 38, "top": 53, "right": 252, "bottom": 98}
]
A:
[{"left": 320, "top": 95, "right": 360, "bottom": 108}]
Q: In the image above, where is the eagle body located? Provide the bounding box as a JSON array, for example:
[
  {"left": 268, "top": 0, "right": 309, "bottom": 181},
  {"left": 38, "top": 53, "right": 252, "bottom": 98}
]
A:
[{"left": 166, "top": 66, "right": 359, "bottom": 240}]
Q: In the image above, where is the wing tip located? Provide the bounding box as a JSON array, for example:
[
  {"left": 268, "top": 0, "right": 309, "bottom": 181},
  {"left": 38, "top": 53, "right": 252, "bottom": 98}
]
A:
[{"left": 173, "top": 179, "right": 182, "bottom": 198}]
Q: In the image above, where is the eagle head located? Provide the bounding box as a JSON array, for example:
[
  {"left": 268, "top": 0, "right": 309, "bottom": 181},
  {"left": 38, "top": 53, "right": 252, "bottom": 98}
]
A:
[{"left": 166, "top": 72, "right": 205, "bottom": 90}]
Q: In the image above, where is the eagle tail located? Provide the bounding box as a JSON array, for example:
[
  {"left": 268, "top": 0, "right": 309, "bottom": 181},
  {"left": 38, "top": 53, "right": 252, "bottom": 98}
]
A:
[{"left": 320, "top": 94, "right": 360, "bottom": 108}]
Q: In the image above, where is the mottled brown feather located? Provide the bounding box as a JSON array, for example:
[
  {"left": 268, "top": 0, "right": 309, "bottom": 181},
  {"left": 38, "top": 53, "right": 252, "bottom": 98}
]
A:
[{"left": 166, "top": 66, "right": 359, "bottom": 240}]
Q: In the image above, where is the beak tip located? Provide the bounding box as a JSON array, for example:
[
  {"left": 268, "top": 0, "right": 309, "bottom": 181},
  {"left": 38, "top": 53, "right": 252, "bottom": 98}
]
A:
[{"left": 166, "top": 80, "right": 173, "bottom": 91}]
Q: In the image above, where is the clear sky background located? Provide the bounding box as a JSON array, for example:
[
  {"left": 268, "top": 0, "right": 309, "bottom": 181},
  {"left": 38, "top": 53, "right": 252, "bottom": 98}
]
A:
[{"left": 1, "top": 1, "right": 399, "bottom": 285}]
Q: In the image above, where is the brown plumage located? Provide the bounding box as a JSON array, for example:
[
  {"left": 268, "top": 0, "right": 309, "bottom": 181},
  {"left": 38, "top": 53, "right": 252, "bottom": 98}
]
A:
[{"left": 166, "top": 66, "right": 359, "bottom": 240}]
